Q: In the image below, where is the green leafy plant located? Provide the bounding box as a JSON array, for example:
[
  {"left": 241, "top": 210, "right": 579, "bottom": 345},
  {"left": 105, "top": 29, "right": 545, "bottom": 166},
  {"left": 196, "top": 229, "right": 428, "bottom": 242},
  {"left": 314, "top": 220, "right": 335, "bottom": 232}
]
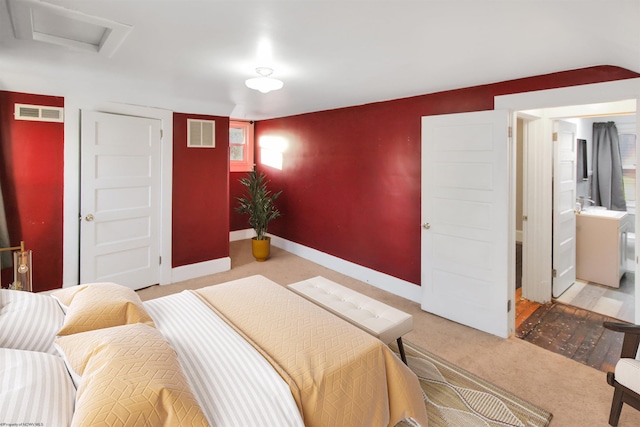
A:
[{"left": 236, "top": 171, "right": 282, "bottom": 240}]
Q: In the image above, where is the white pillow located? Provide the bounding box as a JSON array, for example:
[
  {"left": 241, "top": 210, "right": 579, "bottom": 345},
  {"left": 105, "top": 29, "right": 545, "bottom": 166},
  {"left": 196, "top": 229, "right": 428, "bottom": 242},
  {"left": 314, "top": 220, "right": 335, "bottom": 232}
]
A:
[
  {"left": 0, "top": 348, "right": 75, "bottom": 426},
  {"left": 0, "top": 289, "right": 64, "bottom": 354}
]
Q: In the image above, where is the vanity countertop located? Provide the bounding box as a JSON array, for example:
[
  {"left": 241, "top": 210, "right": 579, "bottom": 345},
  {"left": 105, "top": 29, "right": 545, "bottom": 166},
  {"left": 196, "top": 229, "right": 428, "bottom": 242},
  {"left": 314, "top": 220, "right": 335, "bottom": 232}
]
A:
[{"left": 578, "top": 209, "right": 628, "bottom": 220}]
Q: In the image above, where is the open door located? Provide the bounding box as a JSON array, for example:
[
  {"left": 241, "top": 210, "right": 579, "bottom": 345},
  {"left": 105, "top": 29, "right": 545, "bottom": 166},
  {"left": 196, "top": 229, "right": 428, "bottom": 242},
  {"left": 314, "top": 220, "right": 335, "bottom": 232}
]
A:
[
  {"left": 552, "top": 120, "right": 578, "bottom": 297},
  {"left": 421, "top": 110, "right": 513, "bottom": 338}
]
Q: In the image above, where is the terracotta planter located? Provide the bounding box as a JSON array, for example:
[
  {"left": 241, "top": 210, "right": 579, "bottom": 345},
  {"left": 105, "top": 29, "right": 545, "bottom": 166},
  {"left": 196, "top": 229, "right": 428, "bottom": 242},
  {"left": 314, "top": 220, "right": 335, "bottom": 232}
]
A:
[{"left": 251, "top": 236, "right": 271, "bottom": 262}]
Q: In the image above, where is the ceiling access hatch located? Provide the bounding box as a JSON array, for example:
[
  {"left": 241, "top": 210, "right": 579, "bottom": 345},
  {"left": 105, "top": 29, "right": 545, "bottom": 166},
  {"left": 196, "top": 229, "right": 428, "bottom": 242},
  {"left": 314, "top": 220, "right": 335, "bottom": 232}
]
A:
[{"left": 7, "top": 0, "right": 132, "bottom": 57}]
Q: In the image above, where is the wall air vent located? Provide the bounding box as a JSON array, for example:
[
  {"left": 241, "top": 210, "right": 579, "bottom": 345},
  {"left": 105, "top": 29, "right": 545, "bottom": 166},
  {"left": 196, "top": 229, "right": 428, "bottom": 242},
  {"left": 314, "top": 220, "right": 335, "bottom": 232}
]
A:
[
  {"left": 14, "top": 104, "right": 64, "bottom": 123},
  {"left": 187, "top": 119, "right": 215, "bottom": 148}
]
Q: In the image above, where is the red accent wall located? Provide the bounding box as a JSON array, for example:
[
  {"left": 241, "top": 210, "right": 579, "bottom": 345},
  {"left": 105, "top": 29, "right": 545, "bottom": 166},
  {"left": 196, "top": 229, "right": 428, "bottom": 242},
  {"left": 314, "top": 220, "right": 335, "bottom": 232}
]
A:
[
  {"left": 1, "top": 66, "right": 637, "bottom": 291},
  {"left": 248, "top": 66, "right": 640, "bottom": 286},
  {"left": 172, "top": 113, "right": 230, "bottom": 267},
  {"left": 0, "top": 91, "right": 64, "bottom": 292},
  {"left": 229, "top": 171, "right": 250, "bottom": 231}
]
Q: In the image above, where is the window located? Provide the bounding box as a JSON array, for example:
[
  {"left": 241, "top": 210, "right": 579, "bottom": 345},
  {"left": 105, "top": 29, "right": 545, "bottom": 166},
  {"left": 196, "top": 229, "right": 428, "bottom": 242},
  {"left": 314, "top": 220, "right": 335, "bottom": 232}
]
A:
[{"left": 229, "top": 120, "right": 254, "bottom": 172}]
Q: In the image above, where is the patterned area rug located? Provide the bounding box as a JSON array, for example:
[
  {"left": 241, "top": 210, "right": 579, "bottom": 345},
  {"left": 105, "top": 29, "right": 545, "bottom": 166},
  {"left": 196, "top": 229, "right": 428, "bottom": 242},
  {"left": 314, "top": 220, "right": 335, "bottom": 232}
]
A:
[{"left": 394, "top": 341, "right": 553, "bottom": 427}]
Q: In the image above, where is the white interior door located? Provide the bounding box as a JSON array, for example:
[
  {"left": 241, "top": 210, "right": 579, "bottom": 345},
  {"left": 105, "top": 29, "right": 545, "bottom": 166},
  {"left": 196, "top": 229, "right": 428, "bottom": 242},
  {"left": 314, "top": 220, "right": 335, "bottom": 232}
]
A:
[
  {"left": 552, "top": 120, "right": 577, "bottom": 297},
  {"left": 80, "top": 111, "right": 162, "bottom": 290},
  {"left": 519, "top": 116, "right": 554, "bottom": 304},
  {"left": 421, "top": 110, "right": 512, "bottom": 338}
]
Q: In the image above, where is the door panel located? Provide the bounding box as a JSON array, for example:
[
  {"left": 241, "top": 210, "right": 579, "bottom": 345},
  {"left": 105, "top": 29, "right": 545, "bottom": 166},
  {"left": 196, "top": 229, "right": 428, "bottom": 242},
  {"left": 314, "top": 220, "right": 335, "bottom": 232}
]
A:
[
  {"left": 421, "top": 110, "right": 511, "bottom": 338},
  {"left": 80, "top": 111, "right": 161, "bottom": 290},
  {"left": 552, "top": 120, "right": 577, "bottom": 297}
]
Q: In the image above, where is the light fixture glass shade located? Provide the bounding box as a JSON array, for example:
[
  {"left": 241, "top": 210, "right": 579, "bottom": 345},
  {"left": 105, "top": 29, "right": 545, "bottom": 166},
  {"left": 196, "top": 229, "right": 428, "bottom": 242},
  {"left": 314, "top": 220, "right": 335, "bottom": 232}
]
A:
[
  {"left": 245, "top": 76, "right": 284, "bottom": 93},
  {"left": 245, "top": 67, "right": 284, "bottom": 93}
]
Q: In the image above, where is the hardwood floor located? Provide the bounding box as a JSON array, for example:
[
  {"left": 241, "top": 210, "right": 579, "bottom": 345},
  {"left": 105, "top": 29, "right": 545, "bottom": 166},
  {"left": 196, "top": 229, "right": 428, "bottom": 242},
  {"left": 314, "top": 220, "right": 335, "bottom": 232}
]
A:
[
  {"left": 516, "top": 300, "right": 625, "bottom": 373},
  {"left": 515, "top": 288, "right": 541, "bottom": 330},
  {"left": 514, "top": 242, "right": 631, "bottom": 373}
]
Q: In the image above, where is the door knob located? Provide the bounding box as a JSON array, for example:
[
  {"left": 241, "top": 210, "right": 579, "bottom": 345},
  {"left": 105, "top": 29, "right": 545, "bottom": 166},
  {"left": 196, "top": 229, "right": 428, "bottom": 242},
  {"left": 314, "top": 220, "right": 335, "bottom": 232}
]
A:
[
  {"left": 85, "top": 214, "right": 94, "bottom": 221},
  {"left": 422, "top": 223, "right": 431, "bottom": 230}
]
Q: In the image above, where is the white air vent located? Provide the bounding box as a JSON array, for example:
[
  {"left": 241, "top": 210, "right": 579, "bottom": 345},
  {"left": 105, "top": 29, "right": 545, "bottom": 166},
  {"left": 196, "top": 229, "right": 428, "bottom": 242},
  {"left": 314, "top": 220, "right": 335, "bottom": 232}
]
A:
[
  {"left": 187, "top": 119, "right": 215, "bottom": 148},
  {"left": 14, "top": 104, "right": 64, "bottom": 123}
]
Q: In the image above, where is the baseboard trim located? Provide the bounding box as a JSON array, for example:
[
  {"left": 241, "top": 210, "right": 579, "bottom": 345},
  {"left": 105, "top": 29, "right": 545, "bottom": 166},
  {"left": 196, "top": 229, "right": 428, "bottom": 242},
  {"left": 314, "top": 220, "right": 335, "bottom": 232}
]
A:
[
  {"left": 170, "top": 257, "right": 231, "bottom": 284},
  {"left": 230, "top": 229, "right": 255, "bottom": 241},
  {"left": 228, "top": 230, "right": 422, "bottom": 302},
  {"left": 269, "top": 235, "right": 422, "bottom": 303}
]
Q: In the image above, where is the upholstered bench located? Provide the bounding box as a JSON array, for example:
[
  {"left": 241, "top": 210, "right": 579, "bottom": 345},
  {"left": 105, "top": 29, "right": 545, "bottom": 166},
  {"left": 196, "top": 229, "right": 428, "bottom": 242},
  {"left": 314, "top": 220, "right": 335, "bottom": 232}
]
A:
[{"left": 287, "top": 276, "right": 413, "bottom": 364}]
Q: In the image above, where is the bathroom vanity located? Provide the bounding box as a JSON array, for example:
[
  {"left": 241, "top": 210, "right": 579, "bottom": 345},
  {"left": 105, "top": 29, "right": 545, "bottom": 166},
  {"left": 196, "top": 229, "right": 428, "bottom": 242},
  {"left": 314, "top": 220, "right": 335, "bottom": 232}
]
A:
[{"left": 576, "top": 209, "right": 629, "bottom": 288}]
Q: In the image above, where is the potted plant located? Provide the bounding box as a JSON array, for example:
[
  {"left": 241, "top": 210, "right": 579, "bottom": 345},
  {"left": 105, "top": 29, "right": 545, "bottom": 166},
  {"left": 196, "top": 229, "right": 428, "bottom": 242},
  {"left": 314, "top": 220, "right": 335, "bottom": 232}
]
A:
[{"left": 235, "top": 170, "right": 282, "bottom": 261}]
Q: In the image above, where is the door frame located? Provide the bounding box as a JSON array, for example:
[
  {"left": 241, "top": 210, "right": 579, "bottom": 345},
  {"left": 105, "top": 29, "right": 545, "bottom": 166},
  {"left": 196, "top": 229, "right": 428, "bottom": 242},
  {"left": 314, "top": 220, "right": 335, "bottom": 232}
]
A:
[
  {"left": 496, "top": 78, "right": 640, "bottom": 323},
  {"left": 62, "top": 100, "right": 173, "bottom": 288}
]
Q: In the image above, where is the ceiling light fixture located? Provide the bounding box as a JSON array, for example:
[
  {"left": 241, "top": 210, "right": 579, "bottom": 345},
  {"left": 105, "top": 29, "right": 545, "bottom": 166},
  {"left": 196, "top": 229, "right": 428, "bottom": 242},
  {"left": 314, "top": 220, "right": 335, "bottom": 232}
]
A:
[{"left": 245, "top": 67, "right": 284, "bottom": 93}]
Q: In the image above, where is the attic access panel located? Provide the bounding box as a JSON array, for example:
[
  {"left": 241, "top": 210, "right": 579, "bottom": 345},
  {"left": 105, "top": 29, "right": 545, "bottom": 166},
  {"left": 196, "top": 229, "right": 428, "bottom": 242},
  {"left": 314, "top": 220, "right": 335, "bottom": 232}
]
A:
[{"left": 7, "top": 0, "right": 132, "bottom": 57}]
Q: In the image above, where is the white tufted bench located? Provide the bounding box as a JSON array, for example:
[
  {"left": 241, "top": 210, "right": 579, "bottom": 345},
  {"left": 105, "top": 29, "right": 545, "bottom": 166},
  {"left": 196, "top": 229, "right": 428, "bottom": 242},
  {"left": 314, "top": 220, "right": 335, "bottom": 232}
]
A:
[{"left": 287, "top": 276, "right": 413, "bottom": 364}]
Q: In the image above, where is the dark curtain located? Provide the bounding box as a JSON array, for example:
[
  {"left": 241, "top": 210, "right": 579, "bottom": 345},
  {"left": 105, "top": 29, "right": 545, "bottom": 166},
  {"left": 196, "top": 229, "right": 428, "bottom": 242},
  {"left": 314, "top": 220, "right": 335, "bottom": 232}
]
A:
[{"left": 591, "top": 122, "right": 626, "bottom": 211}]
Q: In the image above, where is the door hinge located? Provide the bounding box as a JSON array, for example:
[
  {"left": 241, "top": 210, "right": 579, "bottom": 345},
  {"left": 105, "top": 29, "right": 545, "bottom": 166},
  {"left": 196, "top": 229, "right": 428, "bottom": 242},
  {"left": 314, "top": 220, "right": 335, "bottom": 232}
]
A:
[
  {"left": 508, "top": 126, "right": 512, "bottom": 138},
  {"left": 160, "top": 129, "right": 163, "bottom": 139},
  {"left": 159, "top": 256, "right": 162, "bottom": 265},
  {"left": 552, "top": 132, "right": 558, "bottom": 142},
  {"left": 552, "top": 268, "right": 557, "bottom": 278},
  {"left": 507, "top": 299, "right": 512, "bottom": 312}
]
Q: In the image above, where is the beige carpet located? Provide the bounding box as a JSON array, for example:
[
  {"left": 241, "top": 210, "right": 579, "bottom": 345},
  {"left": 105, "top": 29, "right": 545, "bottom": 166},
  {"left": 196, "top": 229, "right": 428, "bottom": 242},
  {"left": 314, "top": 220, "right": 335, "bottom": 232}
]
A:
[{"left": 138, "top": 240, "right": 640, "bottom": 426}]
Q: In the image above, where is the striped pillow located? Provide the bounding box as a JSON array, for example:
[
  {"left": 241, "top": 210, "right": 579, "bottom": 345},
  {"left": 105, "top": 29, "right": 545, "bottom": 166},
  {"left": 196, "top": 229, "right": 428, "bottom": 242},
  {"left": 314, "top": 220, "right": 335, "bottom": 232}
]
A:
[
  {"left": 0, "top": 348, "right": 75, "bottom": 426},
  {"left": 0, "top": 289, "right": 64, "bottom": 354}
]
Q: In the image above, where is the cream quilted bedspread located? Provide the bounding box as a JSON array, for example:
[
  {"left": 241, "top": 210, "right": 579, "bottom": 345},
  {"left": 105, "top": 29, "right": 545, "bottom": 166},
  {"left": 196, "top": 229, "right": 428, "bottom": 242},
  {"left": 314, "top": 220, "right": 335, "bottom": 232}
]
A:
[{"left": 194, "top": 275, "right": 428, "bottom": 427}]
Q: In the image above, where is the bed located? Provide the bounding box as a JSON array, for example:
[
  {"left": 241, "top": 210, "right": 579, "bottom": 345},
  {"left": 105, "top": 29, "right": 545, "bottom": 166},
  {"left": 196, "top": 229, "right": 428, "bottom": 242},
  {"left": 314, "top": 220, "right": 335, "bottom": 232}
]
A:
[{"left": 0, "top": 275, "right": 428, "bottom": 427}]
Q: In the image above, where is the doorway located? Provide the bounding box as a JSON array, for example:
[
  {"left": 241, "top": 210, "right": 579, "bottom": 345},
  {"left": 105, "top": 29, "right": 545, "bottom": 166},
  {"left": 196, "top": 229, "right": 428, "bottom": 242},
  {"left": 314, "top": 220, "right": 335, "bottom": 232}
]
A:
[
  {"left": 61, "top": 100, "right": 174, "bottom": 289},
  {"left": 415, "top": 79, "right": 640, "bottom": 340},
  {"left": 516, "top": 103, "right": 637, "bottom": 324}
]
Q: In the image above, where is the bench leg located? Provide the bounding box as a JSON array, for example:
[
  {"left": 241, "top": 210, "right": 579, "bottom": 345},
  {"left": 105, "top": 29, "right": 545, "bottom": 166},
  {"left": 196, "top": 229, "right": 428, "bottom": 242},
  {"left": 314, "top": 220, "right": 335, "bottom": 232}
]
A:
[{"left": 397, "top": 337, "right": 407, "bottom": 365}]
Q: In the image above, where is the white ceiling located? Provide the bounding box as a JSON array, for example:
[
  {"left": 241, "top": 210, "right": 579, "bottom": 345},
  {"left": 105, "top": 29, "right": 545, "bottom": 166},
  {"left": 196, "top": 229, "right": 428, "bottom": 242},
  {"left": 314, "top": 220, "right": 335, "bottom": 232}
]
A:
[{"left": 0, "top": 0, "right": 638, "bottom": 120}]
